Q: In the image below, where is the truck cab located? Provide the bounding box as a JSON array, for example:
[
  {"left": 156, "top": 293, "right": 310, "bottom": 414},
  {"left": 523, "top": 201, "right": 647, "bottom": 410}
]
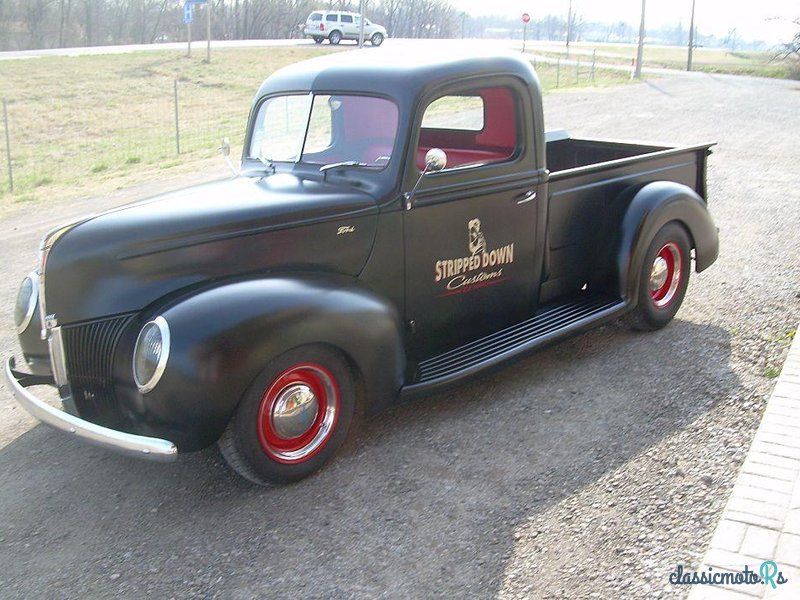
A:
[{"left": 7, "top": 51, "right": 718, "bottom": 485}]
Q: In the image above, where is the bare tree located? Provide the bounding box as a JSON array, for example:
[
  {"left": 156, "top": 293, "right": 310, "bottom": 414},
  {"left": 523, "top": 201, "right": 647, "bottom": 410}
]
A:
[
  {"left": 776, "top": 19, "right": 800, "bottom": 60},
  {"left": 775, "top": 18, "right": 800, "bottom": 79},
  {"left": 0, "top": 0, "right": 465, "bottom": 50},
  {"left": 24, "top": 0, "right": 57, "bottom": 48}
]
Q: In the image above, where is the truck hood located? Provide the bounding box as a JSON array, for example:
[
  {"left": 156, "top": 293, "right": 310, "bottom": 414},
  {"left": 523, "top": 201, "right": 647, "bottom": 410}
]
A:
[{"left": 44, "top": 174, "right": 379, "bottom": 324}]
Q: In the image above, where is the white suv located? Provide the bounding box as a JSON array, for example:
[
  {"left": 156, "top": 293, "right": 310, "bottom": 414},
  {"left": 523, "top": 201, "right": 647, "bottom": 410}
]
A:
[{"left": 304, "top": 11, "right": 387, "bottom": 46}]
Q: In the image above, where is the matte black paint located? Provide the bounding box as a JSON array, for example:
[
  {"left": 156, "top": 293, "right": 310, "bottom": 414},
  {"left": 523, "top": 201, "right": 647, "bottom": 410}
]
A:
[
  {"left": 110, "top": 277, "right": 404, "bottom": 451},
  {"left": 617, "top": 181, "right": 719, "bottom": 302},
  {"left": 14, "top": 51, "right": 719, "bottom": 453},
  {"left": 44, "top": 175, "right": 379, "bottom": 325}
]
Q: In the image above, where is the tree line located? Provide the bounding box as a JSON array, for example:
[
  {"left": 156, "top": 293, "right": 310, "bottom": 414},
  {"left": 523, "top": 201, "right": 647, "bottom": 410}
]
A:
[
  {"left": 2, "top": 1, "right": 793, "bottom": 53},
  {"left": 0, "top": 0, "right": 463, "bottom": 50}
]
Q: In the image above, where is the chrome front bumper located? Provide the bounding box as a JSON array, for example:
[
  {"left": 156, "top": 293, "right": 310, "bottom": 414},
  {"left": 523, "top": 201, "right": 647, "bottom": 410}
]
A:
[{"left": 4, "top": 357, "right": 178, "bottom": 462}]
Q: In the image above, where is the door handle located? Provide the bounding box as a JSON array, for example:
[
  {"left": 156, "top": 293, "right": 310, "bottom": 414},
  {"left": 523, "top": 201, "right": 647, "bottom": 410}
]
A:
[{"left": 515, "top": 190, "right": 537, "bottom": 204}]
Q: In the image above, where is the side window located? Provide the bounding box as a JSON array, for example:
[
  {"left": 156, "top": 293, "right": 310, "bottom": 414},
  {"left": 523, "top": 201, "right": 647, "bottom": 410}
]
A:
[
  {"left": 326, "top": 14, "right": 338, "bottom": 22},
  {"left": 341, "top": 15, "right": 353, "bottom": 23},
  {"left": 416, "top": 86, "right": 518, "bottom": 171},
  {"left": 422, "top": 96, "right": 484, "bottom": 131}
]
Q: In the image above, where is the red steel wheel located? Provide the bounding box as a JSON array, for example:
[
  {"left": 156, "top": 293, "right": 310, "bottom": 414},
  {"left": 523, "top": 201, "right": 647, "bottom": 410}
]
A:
[
  {"left": 218, "top": 345, "right": 356, "bottom": 485},
  {"left": 256, "top": 363, "right": 340, "bottom": 464},
  {"left": 649, "top": 242, "right": 683, "bottom": 309},
  {"left": 623, "top": 221, "right": 691, "bottom": 332}
]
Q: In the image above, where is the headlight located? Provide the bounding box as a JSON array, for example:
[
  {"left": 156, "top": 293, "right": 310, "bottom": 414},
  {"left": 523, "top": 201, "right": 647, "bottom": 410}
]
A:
[
  {"left": 14, "top": 272, "right": 38, "bottom": 334},
  {"left": 133, "top": 316, "right": 170, "bottom": 393}
]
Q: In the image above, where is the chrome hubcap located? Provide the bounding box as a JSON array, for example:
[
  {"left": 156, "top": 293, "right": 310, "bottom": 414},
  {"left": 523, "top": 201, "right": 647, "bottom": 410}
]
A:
[
  {"left": 649, "top": 242, "right": 683, "bottom": 308},
  {"left": 270, "top": 384, "right": 319, "bottom": 439},
  {"left": 649, "top": 256, "right": 669, "bottom": 292},
  {"left": 257, "top": 363, "right": 340, "bottom": 464}
]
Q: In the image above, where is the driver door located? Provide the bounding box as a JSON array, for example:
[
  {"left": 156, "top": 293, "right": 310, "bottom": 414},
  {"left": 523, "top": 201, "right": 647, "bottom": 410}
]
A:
[{"left": 403, "top": 82, "right": 544, "bottom": 360}]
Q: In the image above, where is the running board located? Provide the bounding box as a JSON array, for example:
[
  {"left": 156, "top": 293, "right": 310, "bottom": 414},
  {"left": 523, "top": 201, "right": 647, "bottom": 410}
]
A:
[{"left": 404, "top": 295, "right": 627, "bottom": 395}]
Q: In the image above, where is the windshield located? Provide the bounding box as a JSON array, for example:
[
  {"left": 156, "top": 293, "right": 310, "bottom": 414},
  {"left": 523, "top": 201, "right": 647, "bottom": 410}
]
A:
[{"left": 248, "top": 94, "right": 399, "bottom": 169}]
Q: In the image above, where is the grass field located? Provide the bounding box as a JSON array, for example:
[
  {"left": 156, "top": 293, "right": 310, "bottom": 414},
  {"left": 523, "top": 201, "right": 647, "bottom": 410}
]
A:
[
  {"left": 0, "top": 46, "right": 628, "bottom": 213},
  {"left": 526, "top": 41, "right": 794, "bottom": 79}
]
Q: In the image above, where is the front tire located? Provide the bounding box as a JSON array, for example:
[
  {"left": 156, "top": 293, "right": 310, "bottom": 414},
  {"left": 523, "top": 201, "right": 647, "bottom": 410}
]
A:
[
  {"left": 329, "top": 30, "right": 342, "bottom": 45},
  {"left": 219, "top": 345, "right": 355, "bottom": 485},
  {"left": 371, "top": 33, "right": 384, "bottom": 46},
  {"left": 623, "top": 222, "right": 691, "bottom": 331}
]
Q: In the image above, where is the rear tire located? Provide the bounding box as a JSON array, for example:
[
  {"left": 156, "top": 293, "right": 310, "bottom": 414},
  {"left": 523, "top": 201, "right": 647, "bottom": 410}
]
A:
[
  {"left": 329, "top": 31, "right": 342, "bottom": 45},
  {"left": 371, "top": 33, "right": 384, "bottom": 47},
  {"left": 219, "top": 345, "right": 355, "bottom": 485},
  {"left": 623, "top": 222, "right": 691, "bottom": 331},
  {"left": 313, "top": 36, "right": 323, "bottom": 44}
]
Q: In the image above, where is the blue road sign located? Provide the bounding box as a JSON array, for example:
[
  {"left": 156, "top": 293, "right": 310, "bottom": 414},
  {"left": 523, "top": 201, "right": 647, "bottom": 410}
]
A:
[{"left": 183, "top": 3, "right": 193, "bottom": 24}]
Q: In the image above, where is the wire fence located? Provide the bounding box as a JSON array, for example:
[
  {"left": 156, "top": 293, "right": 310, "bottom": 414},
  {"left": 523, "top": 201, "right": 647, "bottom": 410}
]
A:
[
  {"left": 1, "top": 79, "right": 248, "bottom": 196},
  {"left": 0, "top": 53, "right": 628, "bottom": 199}
]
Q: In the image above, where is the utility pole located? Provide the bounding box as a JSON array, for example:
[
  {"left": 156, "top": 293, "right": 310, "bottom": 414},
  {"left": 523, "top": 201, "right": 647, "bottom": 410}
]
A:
[
  {"left": 634, "top": 0, "right": 646, "bottom": 78},
  {"left": 566, "top": 0, "right": 573, "bottom": 52},
  {"left": 358, "top": 0, "right": 365, "bottom": 48},
  {"left": 206, "top": 0, "right": 212, "bottom": 63},
  {"left": 687, "top": 0, "right": 696, "bottom": 71}
]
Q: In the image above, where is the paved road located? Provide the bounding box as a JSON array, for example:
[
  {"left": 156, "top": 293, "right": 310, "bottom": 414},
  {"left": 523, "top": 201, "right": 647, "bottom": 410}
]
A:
[
  {"left": 0, "top": 37, "right": 699, "bottom": 79},
  {"left": 0, "top": 71, "right": 798, "bottom": 598},
  {"left": 0, "top": 38, "right": 526, "bottom": 60}
]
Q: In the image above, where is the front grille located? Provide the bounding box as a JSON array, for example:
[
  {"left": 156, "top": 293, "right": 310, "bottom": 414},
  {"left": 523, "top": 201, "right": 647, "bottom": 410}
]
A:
[{"left": 62, "top": 314, "right": 135, "bottom": 427}]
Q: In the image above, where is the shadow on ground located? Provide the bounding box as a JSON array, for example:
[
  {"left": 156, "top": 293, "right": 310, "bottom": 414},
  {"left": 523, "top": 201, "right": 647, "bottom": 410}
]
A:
[{"left": 0, "top": 319, "right": 736, "bottom": 598}]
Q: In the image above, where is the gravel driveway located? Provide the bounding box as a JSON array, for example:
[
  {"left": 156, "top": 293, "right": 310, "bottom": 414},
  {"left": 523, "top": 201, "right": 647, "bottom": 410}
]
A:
[{"left": 0, "top": 72, "right": 798, "bottom": 599}]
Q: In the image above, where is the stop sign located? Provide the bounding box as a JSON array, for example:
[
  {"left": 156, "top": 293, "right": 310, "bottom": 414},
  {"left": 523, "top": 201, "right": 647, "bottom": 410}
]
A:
[{"left": 522, "top": 13, "right": 530, "bottom": 24}]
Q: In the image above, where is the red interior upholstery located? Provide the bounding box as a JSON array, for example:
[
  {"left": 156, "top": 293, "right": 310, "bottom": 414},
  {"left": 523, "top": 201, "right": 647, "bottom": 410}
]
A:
[{"left": 415, "top": 86, "right": 517, "bottom": 171}]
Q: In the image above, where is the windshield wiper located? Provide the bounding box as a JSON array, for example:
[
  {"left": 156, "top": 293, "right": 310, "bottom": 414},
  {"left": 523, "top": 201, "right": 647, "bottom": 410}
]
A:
[
  {"left": 319, "top": 160, "right": 384, "bottom": 181},
  {"left": 319, "top": 160, "right": 372, "bottom": 173}
]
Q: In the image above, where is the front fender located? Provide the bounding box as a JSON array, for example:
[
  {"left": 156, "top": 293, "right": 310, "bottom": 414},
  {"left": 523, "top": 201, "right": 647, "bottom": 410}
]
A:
[
  {"left": 616, "top": 181, "right": 719, "bottom": 303},
  {"left": 123, "top": 276, "right": 405, "bottom": 451}
]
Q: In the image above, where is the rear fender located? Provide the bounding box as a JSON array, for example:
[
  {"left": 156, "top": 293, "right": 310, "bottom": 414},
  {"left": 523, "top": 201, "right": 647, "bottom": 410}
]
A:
[{"left": 616, "top": 181, "right": 719, "bottom": 304}]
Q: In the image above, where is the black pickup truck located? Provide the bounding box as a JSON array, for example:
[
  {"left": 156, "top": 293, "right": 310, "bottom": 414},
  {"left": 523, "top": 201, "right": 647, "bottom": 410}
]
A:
[{"left": 6, "top": 51, "right": 718, "bottom": 485}]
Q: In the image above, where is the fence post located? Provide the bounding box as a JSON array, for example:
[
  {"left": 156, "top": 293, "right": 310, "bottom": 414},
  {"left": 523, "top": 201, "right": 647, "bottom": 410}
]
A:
[
  {"left": 2, "top": 98, "right": 12, "bottom": 193},
  {"left": 576, "top": 58, "right": 580, "bottom": 84},
  {"left": 592, "top": 50, "right": 596, "bottom": 83},
  {"left": 556, "top": 58, "right": 560, "bottom": 88},
  {"left": 173, "top": 80, "right": 181, "bottom": 155}
]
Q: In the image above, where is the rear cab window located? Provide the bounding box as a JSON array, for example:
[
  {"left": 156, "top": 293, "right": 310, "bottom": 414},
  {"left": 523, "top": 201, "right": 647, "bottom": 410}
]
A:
[
  {"left": 417, "top": 87, "right": 519, "bottom": 171},
  {"left": 309, "top": 13, "right": 322, "bottom": 21}
]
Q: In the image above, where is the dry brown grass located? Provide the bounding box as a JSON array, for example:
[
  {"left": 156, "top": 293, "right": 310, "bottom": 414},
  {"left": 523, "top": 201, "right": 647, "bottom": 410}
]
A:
[{"left": 0, "top": 45, "right": 628, "bottom": 215}]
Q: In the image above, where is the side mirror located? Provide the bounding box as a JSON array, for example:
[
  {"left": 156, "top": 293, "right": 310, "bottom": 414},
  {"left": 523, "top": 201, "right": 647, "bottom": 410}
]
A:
[
  {"left": 404, "top": 148, "right": 448, "bottom": 210},
  {"left": 219, "top": 137, "right": 231, "bottom": 157},
  {"left": 424, "top": 148, "right": 447, "bottom": 172},
  {"left": 218, "top": 137, "right": 238, "bottom": 176}
]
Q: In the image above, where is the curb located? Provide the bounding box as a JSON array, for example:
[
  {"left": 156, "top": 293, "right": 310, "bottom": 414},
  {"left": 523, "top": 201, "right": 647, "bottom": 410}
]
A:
[{"left": 687, "top": 325, "right": 800, "bottom": 599}]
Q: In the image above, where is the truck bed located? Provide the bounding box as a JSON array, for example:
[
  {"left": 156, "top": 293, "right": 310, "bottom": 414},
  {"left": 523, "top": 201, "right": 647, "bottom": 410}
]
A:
[
  {"left": 547, "top": 135, "right": 667, "bottom": 173},
  {"left": 540, "top": 133, "right": 714, "bottom": 304}
]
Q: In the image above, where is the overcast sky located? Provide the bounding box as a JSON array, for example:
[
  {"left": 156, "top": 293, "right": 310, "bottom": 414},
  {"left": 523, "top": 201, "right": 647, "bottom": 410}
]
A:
[{"left": 454, "top": 0, "right": 797, "bottom": 44}]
